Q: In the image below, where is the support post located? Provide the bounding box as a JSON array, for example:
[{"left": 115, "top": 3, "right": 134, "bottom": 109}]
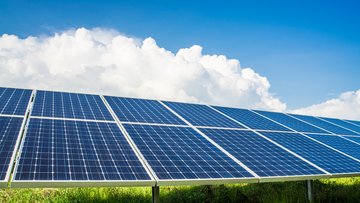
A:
[
  {"left": 152, "top": 186, "right": 160, "bottom": 203},
  {"left": 306, "top": 180, "right": 313, "bottom": 202}
]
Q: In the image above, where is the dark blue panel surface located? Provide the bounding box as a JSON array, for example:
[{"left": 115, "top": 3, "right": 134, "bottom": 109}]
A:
[
  {"left": 320, "top": 117, "right": 360, "bottom": 135},
  {"left": 0, "top": 87, "right": 32, "bottom": 116},
  {"left": 260, "top": 132, "right": 360, "bottom": 174},
  {"left": 124, "top": 124, "right": 253, "bottom": 180},
  {"left": 291, "top": 114, "right": 357, "bottom": 135},
  {"left": 199, "top": 128, "right": 324, "bottom": 177},
  {"left": 105, "top": 96, "right": 186, "bottom": 125},
  {"left": 255, "top": 111, "right": 327, "bottom": 134},
  {"left": 32, "top": 91, "right": 113, "bottom": 120},
  {"left": 0, "top": 116, "right": 23, "bottom": 180},
  {"left": 15, "top": 118, "right": 150, "bottom": 181},
  {"left": 163, "top": 102, "right": 245, "bottom": 128},
  {"left": 214, "top": 106, "right": 291, "bottom": 131},
  {"left": 306, "top": 134, "right": 360, "bottom": 159}
]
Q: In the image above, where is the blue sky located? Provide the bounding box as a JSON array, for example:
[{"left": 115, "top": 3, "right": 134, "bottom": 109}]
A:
[{"left": 0, "top": 0, "right": 359, "bottom": 109}]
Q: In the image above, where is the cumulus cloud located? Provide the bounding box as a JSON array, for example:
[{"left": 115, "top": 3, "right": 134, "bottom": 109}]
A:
[
  {"left": 0, "top": 27, "right": 286, "bottom": 111},
  {"left": 291, "top": 89, "right": 360, "bottom": 120}
]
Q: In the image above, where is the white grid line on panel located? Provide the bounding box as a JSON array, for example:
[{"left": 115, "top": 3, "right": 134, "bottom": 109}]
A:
[
  {"left": 120, "top": 121, "right": 188, "bottom": 128},
  {"left": 30, "top": 116, "right": 116, "bottom": 123},
  {"left": 0, "top": 114, "right": 24, "bottom": 118}
]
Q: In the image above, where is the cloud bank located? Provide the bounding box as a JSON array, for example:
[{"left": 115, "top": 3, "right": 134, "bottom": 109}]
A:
[
  {"left": 1, "top": 27, "right": 359, "bottom": 119},
  {"left": 291, "top": 90, "right": 360, "bottom": 120},
  {"left": 0, "top": 28, "right": 286, "bottom": 111}
]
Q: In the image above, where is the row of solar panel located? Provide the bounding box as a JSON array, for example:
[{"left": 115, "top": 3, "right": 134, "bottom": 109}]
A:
[
  {"left": 1, "top": 87, "right": 360, "bottom": 188},
  {"left": 2, "top": 87, "right": 359, "bottom": 135}
]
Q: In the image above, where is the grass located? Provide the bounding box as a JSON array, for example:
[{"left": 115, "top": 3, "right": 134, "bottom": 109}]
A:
[{"left": 1, "top": 178, "right": 360, "bottom": 202}]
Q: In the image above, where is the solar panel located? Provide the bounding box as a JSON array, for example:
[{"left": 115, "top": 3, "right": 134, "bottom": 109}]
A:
[
  {"left": 255, "top": 111, "right": 327, "bottom": 134},
  {"left": 13, "top": 118, "right": 152, "bottom": 186},
  {"left": 198, "top": 128, "right": 324, "bottom": 177},
  {"left": 341, "top": 136, "right": 360, "bottom": 146},
  {"left": 319, "top": 117, "right": 360, "bottom": 134},
  {"left": 305, "top": 134, "right": 360, "bottom": 160},
  {"left": 31, "top": 91, "right": 113, "bottom": 121},
  {"left": 0, "top": 116, "right": 24, "bottom": 186},
  {"left": 104, "top": 96, "right": 186, "bottom": 125},
  {"left": 2, "top": 85, "right": 360, "bottom": 188},
  {"left": 123, "top": 124, "right": 255, "bottom": 184},
  {"left": 260, "top": 132, "right": 360, "bottom": 174},
  {"left": 213, "top": 106, "right": 291, "bottom": 131},
  {"left": 0, "top": 87, "right": 32, "bottom": 116},
  {"left": 163, "top": 101, "right": 245, "bottom": 128},
  {"left": 290, "top": 114, "right": 357, "bottom": 135},
  {"left": 346, "top": 120, "right": 360, "bottom": 127}
]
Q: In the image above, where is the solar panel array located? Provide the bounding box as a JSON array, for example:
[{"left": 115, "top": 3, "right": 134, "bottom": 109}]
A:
[
  {"left": 260, "top": 132, "right": 360, "bottom": 174},
  {"left": 124, "top": 124, "right": 253, "bottom": 181},
  {"left": 12, "top": 90, "right": 154, "bottom": 187},
  {"left": 213, "top": 106, "right": 291, "bottom": 132},
  {"left": 0, "top": 87, "right": 32, "bottom": 116},
  {"left": 320, "top": 117, "right": 360, "bottom": 135},
  {"left": 255, "top": 110, "right": 328, "bottom": 134},
  {"left": 15, "top": 119, "right": 150, "bottom": 181},
  {"left": 32, "top": 91, "right": 113, "bottom": 120},
  {"left": 106, "top": 98, "right": 257, "bottom": 185},
  {"left": 104, "top": 96, "right": 185, "bottom": 125},
  {"left": 198, "top": 128, "right": 324, "bottom": 177},
  {"left": 163, "top": 101, "right": 245, "bottom": 128},
  {"left": 1, "top": 86, "right": 360, "bottom": 188},
  {"left": 290, "top": 114, "right": 358, "bottom": 135},
  {"left": 0, "top": 87, "right": 32, "bottom": 187}
]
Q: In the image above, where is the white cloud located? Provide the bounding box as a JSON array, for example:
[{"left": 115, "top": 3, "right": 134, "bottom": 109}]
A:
[
  {"left": 291, "top": 89, "right": 360, "bottom": 120},
  {"left": 0, "top": 27, "right": 286, "bottom": 111}
]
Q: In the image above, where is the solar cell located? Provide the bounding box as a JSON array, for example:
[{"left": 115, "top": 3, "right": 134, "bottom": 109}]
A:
[
  {"left": 123, "top": 124, "right": 254, "bottom": 182},
  {"left": 14, "top": 118, "right": 151, "bottom": 185},
  {"left": 213, "top": 106, "right": 291, "bottom": 131},
  {"left": 31, "top": 91, "right": 113, "bottom": 120},
  {"left": 305, "top": 134, "right": 360, "bottom": 159},
  {"left": 255, "top": 111, "right": 327, "bottom": 134},
  {"left": 0, "top": 116, "right": 24, "bottom": 184},
  {"left": 290, "top": 114, "right": 357, "bottom": 135},
  {"left": 163, "top": 102, "right": 245, "bottom": 128},
  {"left": 260, "top": 132, "right": 360, "bottom": 174},
  {"left": 104, "top": 96, "right": 186, "bottom": 125},
  {"left": 319, "top": 117, "right": 360, "bottom": 134},
  {"left": 0, "top": 87, "right": 32, "bottom": 116},
  {"left": 199, "top": 128, "right": 324, "bottom": 177}
]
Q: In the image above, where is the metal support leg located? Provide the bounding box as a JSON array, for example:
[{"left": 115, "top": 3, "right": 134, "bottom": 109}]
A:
[
  {"left": 306, "top": 180, "right": 313, "bottom": 202},
  {"left": 152, "top": 186, "right": 160, "bottom": 203}
]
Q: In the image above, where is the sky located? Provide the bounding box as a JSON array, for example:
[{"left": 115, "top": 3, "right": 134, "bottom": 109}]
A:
[{"left": 0, "top": 0, "right": 359, "bottom": 119}]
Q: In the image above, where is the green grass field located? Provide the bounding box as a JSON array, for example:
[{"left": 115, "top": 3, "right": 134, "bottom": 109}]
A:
[{"left": 1, "top": 178, "right": 360, "bottom": 203}]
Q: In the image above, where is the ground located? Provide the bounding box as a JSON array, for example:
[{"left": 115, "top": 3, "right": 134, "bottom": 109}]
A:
[{"left": 1, "top": 178, "right": 360, "bottom": 202}]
